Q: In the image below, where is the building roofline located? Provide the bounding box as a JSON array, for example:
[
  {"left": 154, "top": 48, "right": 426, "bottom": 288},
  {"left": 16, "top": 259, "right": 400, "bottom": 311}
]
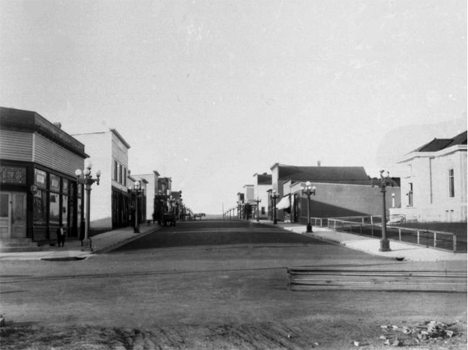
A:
[
  {"left": 0, "top": 106, "right": 88, "bottom": 158},
  {"left": 109, "top": 128, "right": 131, "bottom": 149},
  {"left": 398, "top": 144, "right": 467, "bottom": 163}
]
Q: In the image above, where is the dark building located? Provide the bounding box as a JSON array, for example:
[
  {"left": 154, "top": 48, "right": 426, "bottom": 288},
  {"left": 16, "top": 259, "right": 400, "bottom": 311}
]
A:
[{"left": 0, "top": 107, "right": 87, "bottom": 246}]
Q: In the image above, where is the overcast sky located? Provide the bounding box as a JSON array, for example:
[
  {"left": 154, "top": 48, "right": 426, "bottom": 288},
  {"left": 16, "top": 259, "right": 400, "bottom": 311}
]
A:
[{"left": 1, "top": 0, "right": 466, "bottom": 214}]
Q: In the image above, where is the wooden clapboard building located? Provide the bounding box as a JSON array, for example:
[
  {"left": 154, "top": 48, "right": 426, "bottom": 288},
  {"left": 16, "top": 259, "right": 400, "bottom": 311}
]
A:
[{"left": 0, "top": 107, "right": 88, "bottom": 247}]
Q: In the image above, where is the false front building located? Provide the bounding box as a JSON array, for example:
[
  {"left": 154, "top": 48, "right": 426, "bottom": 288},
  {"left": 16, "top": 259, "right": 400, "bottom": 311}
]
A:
[
  {"left": 72, "top": 129, "right": 137, "bottom": 234},
  {"left": 0, "top": 107, "right": 88, "bottom": 247}
]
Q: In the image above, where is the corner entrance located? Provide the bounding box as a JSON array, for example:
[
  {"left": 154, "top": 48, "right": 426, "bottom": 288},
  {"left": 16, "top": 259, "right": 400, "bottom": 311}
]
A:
[{"left": 0, "top": 192, "right": 27, "bottom": 239}]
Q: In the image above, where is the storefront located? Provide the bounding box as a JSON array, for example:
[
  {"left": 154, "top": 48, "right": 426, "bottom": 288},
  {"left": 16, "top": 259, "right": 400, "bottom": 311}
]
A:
[{"left": 0, "top": 107, "right": 88, "bottom": 245}]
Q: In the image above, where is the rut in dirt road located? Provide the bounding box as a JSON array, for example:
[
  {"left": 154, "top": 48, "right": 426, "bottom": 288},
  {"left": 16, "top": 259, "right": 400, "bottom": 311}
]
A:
[{"left": 1, "top": 323, "right": 319, "bottom": 350}]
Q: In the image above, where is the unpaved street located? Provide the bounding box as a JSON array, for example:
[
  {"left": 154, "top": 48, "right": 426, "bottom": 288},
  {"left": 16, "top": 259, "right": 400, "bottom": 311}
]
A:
[{"left": 1, "top": 220, "right": 466, "bottom": 349}]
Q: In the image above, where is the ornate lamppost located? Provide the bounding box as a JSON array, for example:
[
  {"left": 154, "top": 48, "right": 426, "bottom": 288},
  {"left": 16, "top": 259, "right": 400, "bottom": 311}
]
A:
[
  {"left": 254, "top": 197, "right": 261, "bottom": 222},
  {"left": 301, "top": 181, "right": 316, "bottom": 233},
  {"left": 372, "top": 170, "right": 397, "bottom": 252},
  {"left": 75, "top": 162, "right": 101, "bottom": 251},
  {"left": 155, "top": 190, "right": 167, "bottom": 225},
  {"left": 129, "top": 180, "right": 144, "bottom": 233},
  {"left": 271, "top": 190, "right": 279, "bottom": 224}
]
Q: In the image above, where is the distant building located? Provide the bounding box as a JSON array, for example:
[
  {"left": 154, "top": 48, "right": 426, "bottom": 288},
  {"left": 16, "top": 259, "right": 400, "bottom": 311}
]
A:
[
  {"left": 72, "top": 129, "right": 135, "bottom": 233},
  {"left": 270, "top": 163, "right": 400, "bottom": 223},
  {"left": 390, "top": 131, "right": 467, "bottom": 222},
  {"left": 253, "top": 173, "right": 272, "bottom": 219},
  {"left": 132, "top": 171, "right": 161, "bottom": 222},
  {"left": 236, "top": 192, "right": 245, "bottom": 219},
  {"left": 127, "top": 174, "right": 148, "bottom": 228},
  {"left": 0, "top": 107, "right": 87, "bottom": 245}
]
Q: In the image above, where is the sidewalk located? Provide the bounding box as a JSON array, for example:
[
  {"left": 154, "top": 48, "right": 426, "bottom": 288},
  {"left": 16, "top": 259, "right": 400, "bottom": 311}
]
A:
[
  {"left": 256, "top": 220, "right": 467, "bottom": 262},
  {"left": 0, "top": 220, "right": 466, "bottom": 262},
  {"left": 0, "top": 223, "right": 160, "bottom": 261}
]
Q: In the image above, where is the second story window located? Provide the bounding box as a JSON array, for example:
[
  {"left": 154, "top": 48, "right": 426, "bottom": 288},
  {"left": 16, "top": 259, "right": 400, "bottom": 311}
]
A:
[
  {"left": 118, "top": 164, "right": 123, "bottom": 184},
  {"left": 448, "top": 169, "right": 455, "bottom": 198},
  {"left": 407, "top": 183, "right": 413, "bottom": 207},
  {"left": 113, "top": 160, "right": 127, "bottom": 185}
]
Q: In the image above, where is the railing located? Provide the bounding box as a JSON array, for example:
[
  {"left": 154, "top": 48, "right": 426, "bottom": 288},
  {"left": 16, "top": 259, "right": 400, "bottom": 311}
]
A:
[
  {"left": 309, "top": 217, "right": 327, "bottom": 227},
  {"left": 330, "top": 215, "right": 383, "bottom": 225},
  {"left": 326, "top": 218, "right": 458, "bottom": 253}
]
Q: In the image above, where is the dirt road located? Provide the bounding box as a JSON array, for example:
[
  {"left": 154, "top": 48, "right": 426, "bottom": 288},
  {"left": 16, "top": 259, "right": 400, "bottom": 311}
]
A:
[{"left": 1, "top": 220, "right": 466, "bottom": 349}]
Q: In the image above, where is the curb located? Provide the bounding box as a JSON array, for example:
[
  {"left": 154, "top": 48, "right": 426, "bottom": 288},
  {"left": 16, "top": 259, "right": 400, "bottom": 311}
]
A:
[
  {"left": 92, "top": 226, "right": 161, "bottom": 254},
  {"left": 41, "top": 256, "right": 88, "bottom": 262}
]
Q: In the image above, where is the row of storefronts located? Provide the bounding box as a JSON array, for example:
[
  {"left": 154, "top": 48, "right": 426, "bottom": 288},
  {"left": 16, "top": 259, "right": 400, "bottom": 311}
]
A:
[{"left": 0, "top": 107, "right": 184, "bottom": 247}]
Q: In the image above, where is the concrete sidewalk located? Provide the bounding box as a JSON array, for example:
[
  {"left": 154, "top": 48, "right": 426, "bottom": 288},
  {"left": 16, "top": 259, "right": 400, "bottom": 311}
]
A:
[
  {"left": 0, "top": 223, "right": 160, "bottom": 261},
  {"left": 257, "top": 220, "right": 467, "bottom": 262}
]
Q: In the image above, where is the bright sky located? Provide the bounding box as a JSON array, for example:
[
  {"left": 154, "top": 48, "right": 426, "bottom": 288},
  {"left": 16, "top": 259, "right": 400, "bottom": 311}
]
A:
[{"left": 1, "top": 0, "right": 466, "bottom": 214}]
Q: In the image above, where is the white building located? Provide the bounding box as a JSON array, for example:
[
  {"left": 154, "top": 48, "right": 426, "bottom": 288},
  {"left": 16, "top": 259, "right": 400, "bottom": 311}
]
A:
[
  {"left": 72, "top": 129, "right": 133, "bottom": 232},
  {"left": 252, "top": 173, "right": 272, "bottom": 219},
  {"left": 391, "top": 131, "right": 467, "bottom": 223},
  {"left": 132, "top": 171, "right": 161, "bottom": 221}
]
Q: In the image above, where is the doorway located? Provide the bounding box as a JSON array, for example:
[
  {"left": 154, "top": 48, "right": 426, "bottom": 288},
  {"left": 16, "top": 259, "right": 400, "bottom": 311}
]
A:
[{"left": 0, "top": 192, "right": 27, "bottom": 239}]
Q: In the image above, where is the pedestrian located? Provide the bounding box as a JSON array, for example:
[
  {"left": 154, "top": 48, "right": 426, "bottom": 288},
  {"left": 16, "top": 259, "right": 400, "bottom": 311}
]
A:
[
  {"left": 56, "top": 224, "right": 66, "bottom": 247},
  {"left": 80, "top": 219, "right": 86, "bottom": 246}
]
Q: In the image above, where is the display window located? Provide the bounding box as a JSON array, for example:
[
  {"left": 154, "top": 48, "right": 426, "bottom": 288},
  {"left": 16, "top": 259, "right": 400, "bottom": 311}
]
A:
[
  {"left": 62, "top": 195, "right": 68, "bottom": 225},
  {"left": 50, "top": 174, "right": 61, "bottom": 192},
  {"left": 33, "top": 190, "right": 47, "bottom": 224},
  {"left": 35, "top": 169, "right": 47, "bottom": 189},
  {"left": 49, "top": 193, "right": 60, "bottom": 224}
]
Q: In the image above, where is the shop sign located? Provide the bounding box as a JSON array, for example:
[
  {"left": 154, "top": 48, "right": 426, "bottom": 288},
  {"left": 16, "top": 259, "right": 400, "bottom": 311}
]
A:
[
  {"left": 0, "top": 166, "right": 27, "bottom": 184},
  {"left": 35, "top": 169, "right": 47, "bottom": 188},
  {"left": 50, "top": 174, "right": 61, "bottom": 192}
]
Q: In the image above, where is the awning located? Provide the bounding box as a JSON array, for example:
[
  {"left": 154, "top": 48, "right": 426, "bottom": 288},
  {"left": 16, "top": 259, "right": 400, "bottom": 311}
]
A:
[{"left": 276, "top": 196, "right": 290, "bottom": 210}]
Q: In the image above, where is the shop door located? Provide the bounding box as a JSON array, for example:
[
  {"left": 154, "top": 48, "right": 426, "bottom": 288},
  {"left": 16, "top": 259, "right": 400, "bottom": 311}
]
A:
[
  {"left": 0, "top": 193, "right": 10, "bottom": 238},
  {"left": 0, "top": 192, "right": 27, "bottom": 239},
  {"left": 11, "top": 193, "right": 26, "bottom": 238}
]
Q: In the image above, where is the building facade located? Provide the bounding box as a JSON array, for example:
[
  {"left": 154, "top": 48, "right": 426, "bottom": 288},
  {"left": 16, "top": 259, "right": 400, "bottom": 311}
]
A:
[
  {"left": 0, "top": 107, "right": 87, "bottom": 245},
  {"left": 391, "top": 131, "right": 467, "bottom": 222},
  {"left": 133, "top": 171, "right": 160, "bottom": 222},
  {"left": 72, "top": 129, "right": 132, "bottom": 233},
  {"left": 253, "top": 173, "right": 272, "bottom": 219},
  {"left": 270, "top": 163, "right": 401, "bottom": 223}
]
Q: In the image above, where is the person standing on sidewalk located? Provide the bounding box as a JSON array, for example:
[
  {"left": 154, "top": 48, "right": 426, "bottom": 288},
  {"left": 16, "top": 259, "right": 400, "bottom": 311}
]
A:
[{"left": 57, "top": 224, "right": 66, "bottom": 247}]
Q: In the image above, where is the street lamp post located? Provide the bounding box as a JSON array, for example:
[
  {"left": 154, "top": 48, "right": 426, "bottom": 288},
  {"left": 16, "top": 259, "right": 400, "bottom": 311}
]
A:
[
  {"left": 271, "top": 190, "right": 279, "bottom": 224},
  {"left": 254, "top": 197, "right": 261, "bottom": 222},
  {"left": 301, "top": 181, "right": 316, "bottom": 233},
  {"left": 372, "top": 170, "right": 397, "bottom": 252},
  {"left": 129, "top": 180, "right": 144, "bottom": 233},
  {"left": 75, "top": 162, "right": 101, "bottom": 252},
  {"left": 155, "top": 190, "right": 166, "bottom": 225}
]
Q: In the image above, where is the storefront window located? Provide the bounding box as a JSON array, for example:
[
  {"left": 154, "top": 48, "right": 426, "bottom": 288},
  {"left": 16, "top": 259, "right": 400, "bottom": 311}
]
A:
[
  {"left": 49, "top": 193, "right": 60, "bottom": 224},
  {"left": 33, "top": 190, "right": 47, "bottom": 224},
  {"left": 50, "top": 174, "right": 61, "bottom": 192},
  {"left": 62, "top": 195, "right": 68, "bottom": 225},
  {"left": 35, "top": 169, "right": 47, "bottom": 188},
  {"left": 0, "top": 194, "right": 8, "bottom": 217},
  {"left": 77, "top": 198, "right": 82, "bottom": 229}
]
